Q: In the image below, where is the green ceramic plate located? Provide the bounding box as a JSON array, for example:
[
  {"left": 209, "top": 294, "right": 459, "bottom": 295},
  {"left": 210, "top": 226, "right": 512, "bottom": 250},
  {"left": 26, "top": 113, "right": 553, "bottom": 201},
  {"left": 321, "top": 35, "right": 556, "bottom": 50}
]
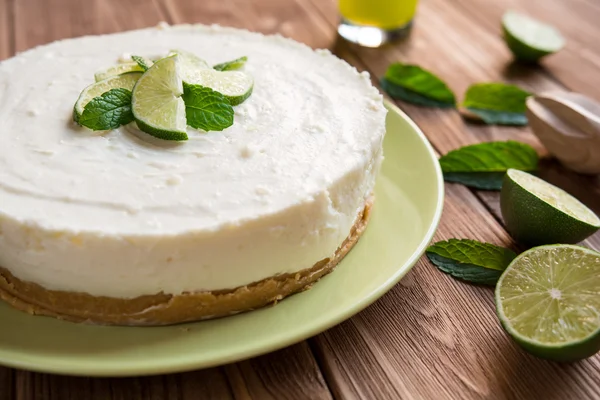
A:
[{"left": 0, "top": 102, "right": 443, "bottom": 377}]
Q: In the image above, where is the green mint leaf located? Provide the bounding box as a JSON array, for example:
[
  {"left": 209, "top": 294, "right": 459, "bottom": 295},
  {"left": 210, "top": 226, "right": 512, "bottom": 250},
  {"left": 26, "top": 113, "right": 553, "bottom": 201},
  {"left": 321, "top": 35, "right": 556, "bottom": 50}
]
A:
[
  {"left": 382, "top": 63, "right": 456, "bottom": 107},
  {"left": 462, "top": 83, "right": 531, "bottom": 125},
  {"left": 440, "top": 141, "right": 539, "bottom": 190},
  {"left": 182, "top": 83, "right": 234, "bottom": 132},
  {"left": 380, "top": 78, "right": 455, "bottom": 108},
  {"left": 78, "top": 88, "right": 134, "bottom": 131},
  {"left": 131, "top": 55, "right": 153, "bottom": 71},
  {"left": 426, "top": 239, "right": 517, "bottom": 286},
  {"left": 213, "top": 56, "right": 248, "bottom": 71}
]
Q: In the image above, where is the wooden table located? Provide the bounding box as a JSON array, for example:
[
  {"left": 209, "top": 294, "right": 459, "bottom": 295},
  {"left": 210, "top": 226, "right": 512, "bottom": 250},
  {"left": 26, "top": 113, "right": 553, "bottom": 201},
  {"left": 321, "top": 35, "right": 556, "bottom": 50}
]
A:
[{"left": 1, "top": 0, "right": 600, "bottom": 398}]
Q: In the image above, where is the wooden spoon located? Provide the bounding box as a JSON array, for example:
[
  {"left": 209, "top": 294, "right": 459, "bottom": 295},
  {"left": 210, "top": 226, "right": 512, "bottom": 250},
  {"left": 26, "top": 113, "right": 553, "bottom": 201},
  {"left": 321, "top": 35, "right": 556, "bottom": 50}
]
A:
[{"left": 526, "top": 91, "right": 600, "bottom": 174}]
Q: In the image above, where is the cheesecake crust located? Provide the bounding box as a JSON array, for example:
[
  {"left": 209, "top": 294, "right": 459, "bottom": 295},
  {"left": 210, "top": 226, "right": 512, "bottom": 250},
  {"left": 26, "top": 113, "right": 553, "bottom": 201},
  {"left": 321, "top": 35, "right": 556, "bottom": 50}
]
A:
[{"left": 0, "top": 199, "right": 372, "bottom": 326}]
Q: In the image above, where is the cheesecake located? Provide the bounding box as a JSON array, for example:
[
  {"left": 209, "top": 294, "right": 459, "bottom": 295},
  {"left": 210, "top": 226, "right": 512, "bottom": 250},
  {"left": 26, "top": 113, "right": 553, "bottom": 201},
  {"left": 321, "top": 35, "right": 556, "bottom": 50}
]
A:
[{"left": 0, "top": 24, "right": 386, "bottom": 325}]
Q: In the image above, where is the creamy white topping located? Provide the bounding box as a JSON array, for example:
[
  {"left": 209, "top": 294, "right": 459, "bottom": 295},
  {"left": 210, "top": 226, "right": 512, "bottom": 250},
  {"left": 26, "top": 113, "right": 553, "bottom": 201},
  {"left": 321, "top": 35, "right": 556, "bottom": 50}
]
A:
[{"left": 0, "top": 24, "right": 386, "bottom": 297}]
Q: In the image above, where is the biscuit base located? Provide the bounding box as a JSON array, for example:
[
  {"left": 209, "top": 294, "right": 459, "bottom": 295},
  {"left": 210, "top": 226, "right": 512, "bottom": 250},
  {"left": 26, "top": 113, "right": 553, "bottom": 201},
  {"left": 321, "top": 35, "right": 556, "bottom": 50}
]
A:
[{"left": 0, "top": 199, "right": 373, "bottom": 326}]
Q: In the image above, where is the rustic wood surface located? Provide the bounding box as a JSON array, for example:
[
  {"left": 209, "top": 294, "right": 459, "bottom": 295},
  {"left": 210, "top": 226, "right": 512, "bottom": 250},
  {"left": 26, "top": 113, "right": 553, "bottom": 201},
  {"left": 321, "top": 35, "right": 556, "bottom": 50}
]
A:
[{"left": 1, "top": 0, "right": 600, "bottom": 398}]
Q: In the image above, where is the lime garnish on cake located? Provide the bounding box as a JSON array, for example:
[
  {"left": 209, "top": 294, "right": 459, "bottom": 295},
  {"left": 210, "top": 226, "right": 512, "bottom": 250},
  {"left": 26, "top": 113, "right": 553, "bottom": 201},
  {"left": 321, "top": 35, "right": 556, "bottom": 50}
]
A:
[
  {"left": 496, "top": 244, "right": 600, "bottom": 361},
  {"left": 182, "top": 69, "right": 253, "bottom": 106},
  {"left": 74, "top": 72, "right": 142, "bottom": 122},
  {"left": 94, "top": 63, "right": 144, "bottom": 82},
  {"left": 501, "top": 169, "right": 600, "bottom": 246},
  {"left": 73, "top": 50, "right": 251, "bottom": 139},
  {"left": 131, "top": 55, "right": 188, "bottom": 141}
]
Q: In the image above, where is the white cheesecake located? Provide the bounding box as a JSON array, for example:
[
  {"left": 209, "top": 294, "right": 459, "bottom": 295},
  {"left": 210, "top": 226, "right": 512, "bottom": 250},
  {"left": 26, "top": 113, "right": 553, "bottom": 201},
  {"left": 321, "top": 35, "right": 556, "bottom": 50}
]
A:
[{"left": 0, "top": 24, "right": 386, "bottom": 325}]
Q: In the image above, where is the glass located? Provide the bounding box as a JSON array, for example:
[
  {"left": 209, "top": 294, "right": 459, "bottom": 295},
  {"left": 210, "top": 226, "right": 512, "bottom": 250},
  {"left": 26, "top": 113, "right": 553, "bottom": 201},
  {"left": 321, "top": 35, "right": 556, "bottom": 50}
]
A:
[{"left": 338, "top": 0, "right": 419, "bottom": 47}]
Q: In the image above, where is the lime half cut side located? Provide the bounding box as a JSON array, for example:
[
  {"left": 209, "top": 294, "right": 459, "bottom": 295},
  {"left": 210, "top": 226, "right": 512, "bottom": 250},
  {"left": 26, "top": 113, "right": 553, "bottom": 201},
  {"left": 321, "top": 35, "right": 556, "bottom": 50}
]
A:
[
  {"left": 182, "top": 69, "right": 253, "bottom": 106},
  {"left": 502, "top": 10, "right": 565, "bottom": 62},
  {"left": 496, "top": 244, "right": 600, "bottom": 362},
  {"left": 131, "top": 55, "right": 188, "bottom": 141},
  {"left": 74, "top": 72, "right": 142, "bottom": 123},
  {"left": 501, "top": 169, "right": 600, "bottom": 246},
  {"left": 94, "top": 63, "right": 144, "bottom": 82}
]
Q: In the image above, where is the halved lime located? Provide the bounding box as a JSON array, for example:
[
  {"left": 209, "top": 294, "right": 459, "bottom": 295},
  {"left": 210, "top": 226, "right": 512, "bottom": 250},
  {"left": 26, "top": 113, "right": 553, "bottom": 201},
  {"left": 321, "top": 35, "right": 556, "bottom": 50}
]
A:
[
  {"left": 94, "top": 63, "right": 143, "bottom": 82},
  {"left": 131, "top": 55, "right": 188, "bottom": 141},
  {"left": 73, "top": 72, "right": 142, "bottom": 123},
  {"left": 182, "top": 69, "right": 253, "bottom": 106},
  {"left": 496, "top": 244, "right": 600, "bottom": 362},
  {"left": 502, "top": 10, "right": 565, "bottom": 63},
  {"left": 501, "top": 169, "right": 600, "bottom": 246},
  {"left": 169, "top": 49, "right": 210, "bottom": 71}
]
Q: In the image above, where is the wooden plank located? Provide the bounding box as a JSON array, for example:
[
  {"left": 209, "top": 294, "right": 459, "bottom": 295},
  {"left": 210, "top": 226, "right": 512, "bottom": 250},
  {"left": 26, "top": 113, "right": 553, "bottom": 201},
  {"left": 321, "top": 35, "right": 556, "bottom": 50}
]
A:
[
  {"left": 160, "top": 0, "right": 336, "bottom": 49},
  {"left": 14, "top": 0, "right": 166, "bottom": 51},
  {"left": 224, "top": 343, "right": 333, "bottom": 400},
  {"left": 448, "top": 0, "right": 600, "bottom": 100},
  {"left": 0, "top": 0, "right": 13, "bottom": 60},
  {"left": 312, "top": 184, "right": 600, "bottom": 399},
  {"left": 13, "top": 368, "right": 233, "bottom": 400},
  {"left": 0, "top": 367, "right": 14, "bottom": 400}
]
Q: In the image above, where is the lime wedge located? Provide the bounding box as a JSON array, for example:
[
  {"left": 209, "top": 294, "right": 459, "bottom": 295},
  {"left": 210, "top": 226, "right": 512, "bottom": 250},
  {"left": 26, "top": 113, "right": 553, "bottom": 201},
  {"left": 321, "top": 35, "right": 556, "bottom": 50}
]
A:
[
  {"left": 501, "top": 169, "right": 600, "bottom": 246},
  {"left": 74, "top": 72, "right": 142, "bottom": 123},
  {"left": 502, "top": 10, "right": 565, "bottom": 62},
  {"left": 182, "top": 69, "right": 253, "bottom": 106},
  {"left": 496, "top": 244, "right": 600, "bottom": 361},
  {"left": 131, "top": 55, "right": 188, "bottom": 141},
  {"left": 169, "top": 49, "right": 210, "bottom": 71},
  {"left": 94, "top": 63, "right": 143, "bottom": 82}
]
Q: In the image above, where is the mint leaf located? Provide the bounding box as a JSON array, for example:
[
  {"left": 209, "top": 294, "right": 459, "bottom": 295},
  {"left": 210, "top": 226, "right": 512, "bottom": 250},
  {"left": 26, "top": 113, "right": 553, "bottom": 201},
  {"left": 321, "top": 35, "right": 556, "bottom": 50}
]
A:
[
  {"left": 78, "top": 88, "right": 133, "bottom": 131},
  {"left": 213, "top": 56, "right": 248, "bottom": 71},
  {"left": 462, "top": 83, "right": 531, "bottom": 125},
  {"left": 381, "top": 63, "right": 456, "bottom": 107},
  {"left": 131, "top": 55, "right": 153, "bottom": 71},
  {"left": 440, "top": 141, "right": 539, "bottom": 190},
  {"left": 380, "top": 79, "right": 455, "bottom": 108},
  {"left": 426, "top": 239, "right": 517, "bottom": 286},
  {"left": 182, "top": 83, "right": 234, "bottom": 131}
]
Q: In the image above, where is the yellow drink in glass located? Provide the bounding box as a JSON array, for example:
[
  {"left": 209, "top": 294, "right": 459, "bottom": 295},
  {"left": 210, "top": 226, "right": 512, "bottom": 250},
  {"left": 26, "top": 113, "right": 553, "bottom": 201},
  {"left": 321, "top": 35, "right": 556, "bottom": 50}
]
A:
[
  {"left": 340, "top": 0, "right": 418, "bottom": 30},
  {"left": 338, "top": 0, "right": 419, "bottom": 47}
]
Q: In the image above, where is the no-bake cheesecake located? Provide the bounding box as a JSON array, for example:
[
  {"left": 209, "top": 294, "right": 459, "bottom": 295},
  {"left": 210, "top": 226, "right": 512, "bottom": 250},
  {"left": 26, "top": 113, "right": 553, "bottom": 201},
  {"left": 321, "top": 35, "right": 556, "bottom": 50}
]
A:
[{"left": 0, "top": 24, "right": 386, "bottom": 325}]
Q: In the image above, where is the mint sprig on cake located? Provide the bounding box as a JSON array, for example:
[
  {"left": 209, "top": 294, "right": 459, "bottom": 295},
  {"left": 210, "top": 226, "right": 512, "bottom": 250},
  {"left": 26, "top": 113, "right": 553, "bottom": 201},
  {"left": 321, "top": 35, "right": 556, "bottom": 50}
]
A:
[{"left": 73, "top": 51, "right": 252, "bottom": 140}]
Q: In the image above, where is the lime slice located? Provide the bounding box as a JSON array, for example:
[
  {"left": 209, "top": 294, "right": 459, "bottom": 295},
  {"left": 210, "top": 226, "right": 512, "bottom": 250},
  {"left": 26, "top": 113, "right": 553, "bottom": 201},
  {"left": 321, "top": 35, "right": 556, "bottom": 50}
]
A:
[
  {"left": 502, "top": 10, "right": 565, "bottom": 63},
  {"left": 94, "top": 63, "right": 144, "bottom": 82},
  {"left": 501, "top": 169, "right": 600, "bottom": 246},
  {"left": 169, "top": 49, "right": 210, "bottom": 71},
  {"left": 496, "top": 244, "right": 600, "bottom": 361},
  {"left": 131, "top": 55, "right": 188, "bottom": 141},
  {"left": 183, "top": 69, "right": 253, "bottom": 106},
  {"left": 74, "top": 72, "right": 142, "bottom": 123}
]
